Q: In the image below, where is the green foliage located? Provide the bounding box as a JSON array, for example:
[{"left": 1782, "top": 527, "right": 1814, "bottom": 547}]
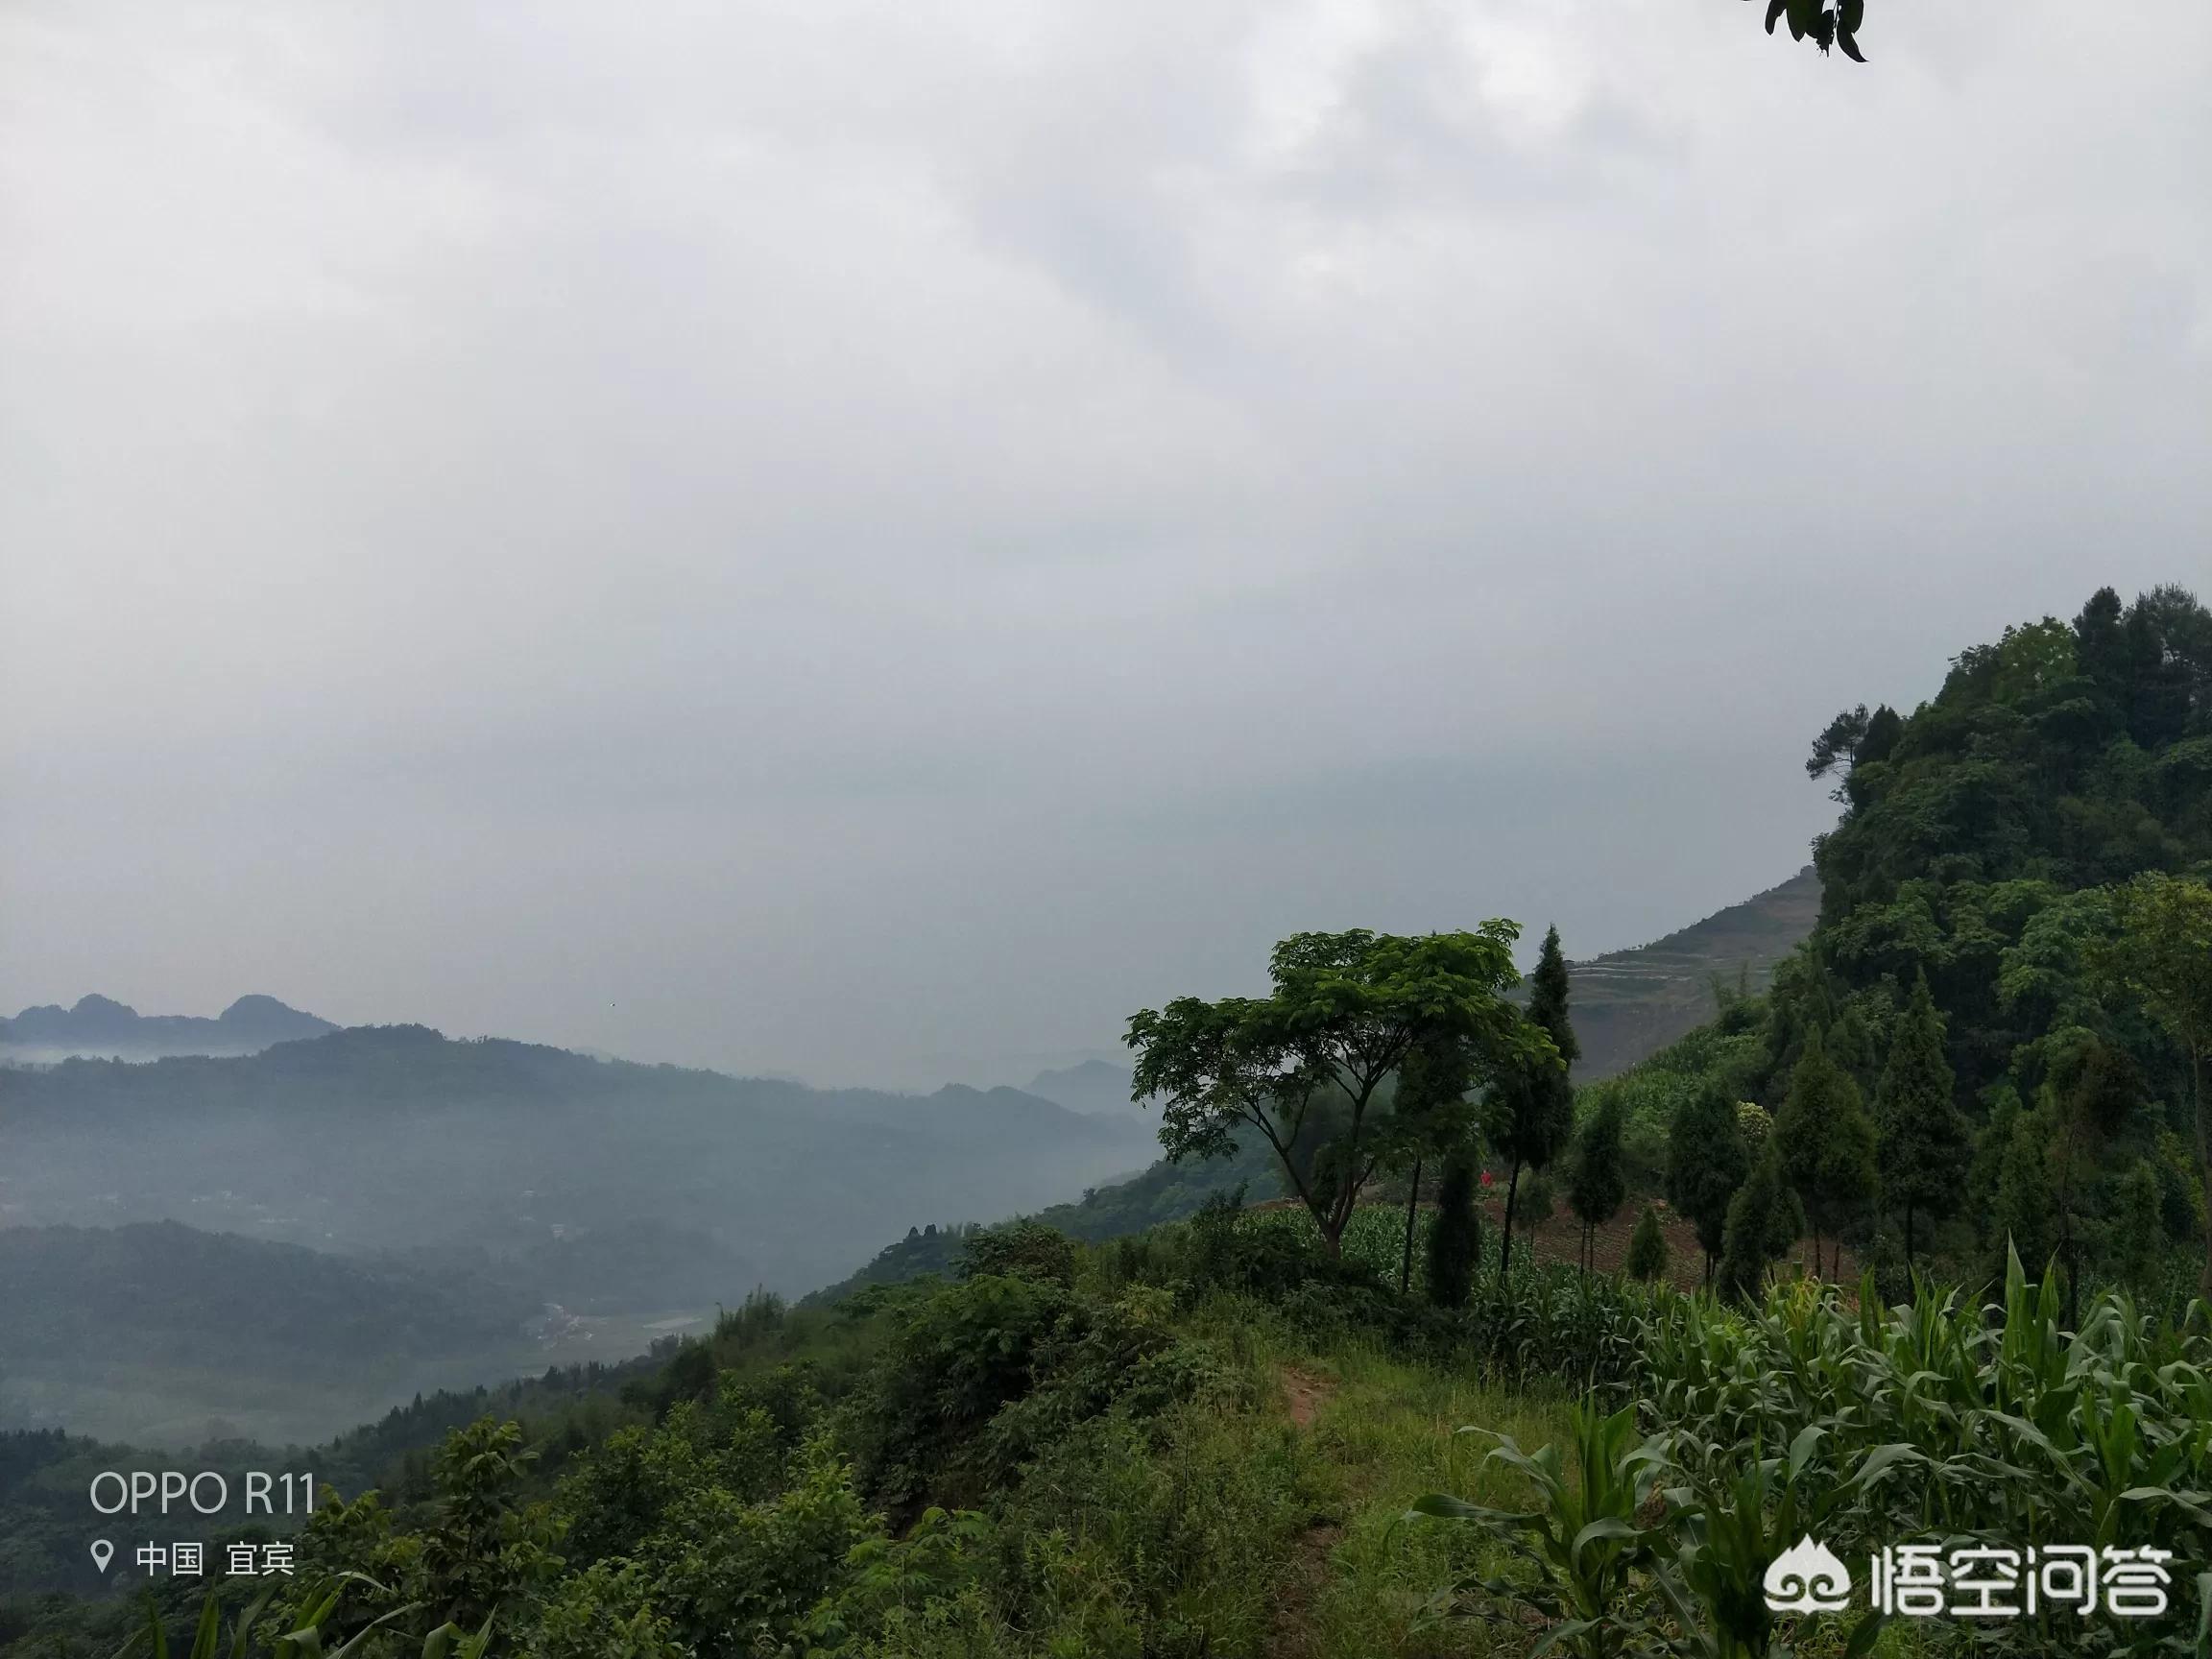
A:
[
  {"left": 1493, "top": 925, "right": 1580, "bottom": 1284},
  {"left": 2104, "top": 872, "right": 2212, "bottom": 1286},
  {"left": 1579, "top": 1018, "right": 1768, "bottom": 1198},
  {"left": 1990, "top": 1095, "right": 2062, "bottom": 1286},
  {"left": 1718, "top": 1143, "right": 1801, "bottom": 1302},
  {"left": 1624, "top": 1204, "right": 1671, "bottom": 1282},
  {"left": 2111, "top": 1159, "right": 2166, "bottom": 1292},
  {"left": 2154, "top": 1127, "right": 2208, "bottom": 1241},
  {"left": 527, "top": 1561, "right": 684, "bottom": 1659},
  {"left": 1424, "top": 1152, "right": 1481, "bottom": 1309},
  {"left": 417, "top": 1420, "right": 552, "bottom": 1633},
  {"left": 1420, "top": 1252, "right": 2212, "bottom": 1658},
  {"left": 1871, "top": 972, "right": 1967, "bottom": 1262},
  {"left": 1735, "top": 583, "right": 2212, "bottom": 1301},
  {"left": 1769, "top": 1028, "right": 1875, "bottom": 1275},
  {"left": 1407, "top": 1402, "right": 1669, "bottom": 1659},
  {"left": 1666, "top": 1086, "right": 1750, "bottom": 1281},
  {"left": 1516, "top": 1171, "right": 1558, "bottom": 1229},
  {"left": 846, "top": 1272, "right": 1077, "bottom": 1512},
  {"left": 1127, "top": 925, "right": 1536, "bottom": 1256},
  {"left": 1567, "top": 1091, "right": 1629, "bottom": 1266},
  {"left": 955, "top": 1220, "right": 1078, "bottom": 1287}
]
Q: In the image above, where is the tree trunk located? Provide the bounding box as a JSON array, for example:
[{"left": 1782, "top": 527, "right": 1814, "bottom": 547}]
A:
[
  {"left": 1904, "top": 1203, "right": 1916, "bottom": 1273},
  {"left": 1399, "top": 1158, "right": 1423, "bottom": 1295},
  {"left": 1314, "top": 1194, "right": 1344, "bottom": 1259},
  {"left": 1500, "top": 1162, "right": 1524, "bottom": 1296}
]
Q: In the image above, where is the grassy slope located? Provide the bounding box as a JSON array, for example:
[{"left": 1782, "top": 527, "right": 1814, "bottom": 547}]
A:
[{"left": 1565, "top": 865, "right": 1819, "bottom": 1081}]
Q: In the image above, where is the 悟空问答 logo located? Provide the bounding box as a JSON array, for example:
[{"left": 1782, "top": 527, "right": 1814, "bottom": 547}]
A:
[{"left": 1764, "top": 1535, "right": 1853, "bottom": 1614}]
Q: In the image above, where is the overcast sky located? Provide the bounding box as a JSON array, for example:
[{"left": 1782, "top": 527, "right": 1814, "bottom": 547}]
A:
[{"left": 3, "top": 1, "right": 2206, "bottom": 1090}]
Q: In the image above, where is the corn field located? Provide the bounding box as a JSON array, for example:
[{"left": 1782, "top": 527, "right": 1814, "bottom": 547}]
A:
[{"left": 1413, "top": 1248, "right": 2212, "bottom": 1655}]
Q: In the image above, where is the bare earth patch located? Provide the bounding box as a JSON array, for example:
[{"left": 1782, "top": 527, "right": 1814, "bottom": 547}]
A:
[
  {"left": 1477, "top": 1193, "right": 1861, "bottom": 1290},
  {"left": 1270, "top": 1365, "right": 1345, "bottom": 1657},
  {"left": 1281, "top": 1364, "right": 1334, "bottom": 1431}
]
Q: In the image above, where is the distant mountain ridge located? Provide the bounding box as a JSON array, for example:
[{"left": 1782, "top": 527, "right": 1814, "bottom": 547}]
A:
[
  {"left": 1565, "top": 865, "right": 1820, "bottom": 1079},
  {"left": 0, "top": 1022, "right": 1154, "bottom": 1300},
  {"left": 0, "top": 992, "right": 335, "bottom": 1060},
  {"left": 1024, "top": 1057, "right": 1149, "bottom": 1118}
]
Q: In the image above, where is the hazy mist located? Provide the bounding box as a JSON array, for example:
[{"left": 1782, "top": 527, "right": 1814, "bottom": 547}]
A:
[{"left": 4, "top": 1, "right": 2206, "bottom": 1087}]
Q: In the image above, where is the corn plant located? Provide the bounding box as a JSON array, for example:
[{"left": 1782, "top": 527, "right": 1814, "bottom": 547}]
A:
[
  {"left": 1414, "top": 1246, "right": 2212, "bottom": 1654},
  {"left": 110, "top": 1577, "right": 493, "bottom": 1659},
  {"left": 1406, "top": 1402, "right": 1676, "bottom": 1658}
]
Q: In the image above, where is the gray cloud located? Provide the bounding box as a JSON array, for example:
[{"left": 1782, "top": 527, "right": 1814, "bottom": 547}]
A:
[{"left": 4, "top": 0, "right": 2207, "bottom": 1087}]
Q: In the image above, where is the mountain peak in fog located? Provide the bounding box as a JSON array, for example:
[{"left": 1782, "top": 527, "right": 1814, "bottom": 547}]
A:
[{"left": 0, "top": 992, "right": 337, "bottom": 1060}]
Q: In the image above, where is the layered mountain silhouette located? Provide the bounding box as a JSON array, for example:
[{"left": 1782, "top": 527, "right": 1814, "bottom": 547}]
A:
[
  {"left": 0, "top": 993, "right": 336, "bottom": 1061},
  {"left": 0, "top": 1022, "right": 1154, "bottom": 1297},
  {"left": 1024, "top": 1057, "right": 1150, "bottom": 1118}
]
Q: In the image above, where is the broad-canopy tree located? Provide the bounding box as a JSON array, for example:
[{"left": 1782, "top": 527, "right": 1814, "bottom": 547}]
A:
[
  {"left": 1127, "top": 925, "right": 1540, "bottom": 1259},
  {"left": 1489, "top": 925, "right": 1578, "bottom": 1286}
]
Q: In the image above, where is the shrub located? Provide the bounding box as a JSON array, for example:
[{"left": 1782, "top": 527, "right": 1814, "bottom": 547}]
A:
[
  {"left": 958, "top": 1220, "right": 1079, "bottom": 1286},
  {"left": 1623, "top": 1205, "right": 1668, "bottom": 1281},
  {"left": 1517, "top": 1171, "right": 1556, "bottom": 1227},
  {"left": 1717, "top": 1142, "right": 1800, "bottom": 1301}
]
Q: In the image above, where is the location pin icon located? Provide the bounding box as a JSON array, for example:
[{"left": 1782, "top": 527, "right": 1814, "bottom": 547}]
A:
[{"left": 89, "top": 1540, "right": 113, "bottom": 1574}]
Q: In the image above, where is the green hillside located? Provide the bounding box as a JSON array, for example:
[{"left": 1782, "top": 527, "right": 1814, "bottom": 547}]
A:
[{"left": 1564, "top": 866, "right": 1821, "bottom": 1080}]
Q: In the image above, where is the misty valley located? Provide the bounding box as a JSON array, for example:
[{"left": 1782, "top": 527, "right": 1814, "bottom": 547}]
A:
[{"left": 0, "top": 1026, "right": 1159, "bottom": 1444}]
